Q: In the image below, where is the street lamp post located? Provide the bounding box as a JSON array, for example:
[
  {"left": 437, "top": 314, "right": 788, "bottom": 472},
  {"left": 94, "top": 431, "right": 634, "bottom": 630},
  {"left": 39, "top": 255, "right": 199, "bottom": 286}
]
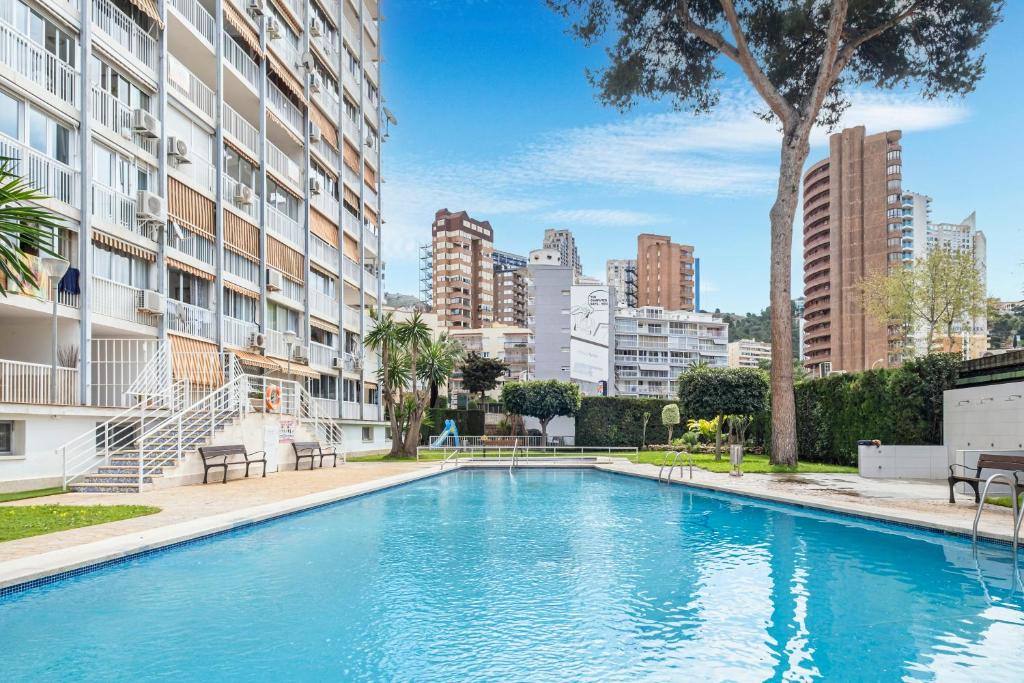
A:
[
  {"left": 283, "top": 329, "right": 298, "bottom": 410},
  {"left": 41, "top": 256, "right": 70, "bottom": 404}
]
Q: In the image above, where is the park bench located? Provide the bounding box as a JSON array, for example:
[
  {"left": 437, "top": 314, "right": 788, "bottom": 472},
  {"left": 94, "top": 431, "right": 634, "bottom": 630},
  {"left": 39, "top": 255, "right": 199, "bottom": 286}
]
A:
[
  {"left": 197, "top": 445, "right": 267, "bottom": 484},
  {"left": 948, "top": 454, "right": 1024, "bottom": 504},
  {"left": 291, "top": 441, "right": 340, "bottom": 470}
]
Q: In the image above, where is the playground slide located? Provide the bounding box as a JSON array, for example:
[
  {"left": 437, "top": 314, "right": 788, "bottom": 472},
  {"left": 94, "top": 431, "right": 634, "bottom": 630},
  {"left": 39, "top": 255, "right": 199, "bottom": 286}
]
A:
[{"left": 431, "top": 419, "right": 460, "bottom": 448}]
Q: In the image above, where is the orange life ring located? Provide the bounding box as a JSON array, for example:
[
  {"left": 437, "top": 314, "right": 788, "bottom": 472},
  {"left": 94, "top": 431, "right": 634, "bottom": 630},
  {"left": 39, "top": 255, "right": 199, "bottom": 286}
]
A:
[{"left": 265, "top": 385, "right": 282, "bottom": 412}]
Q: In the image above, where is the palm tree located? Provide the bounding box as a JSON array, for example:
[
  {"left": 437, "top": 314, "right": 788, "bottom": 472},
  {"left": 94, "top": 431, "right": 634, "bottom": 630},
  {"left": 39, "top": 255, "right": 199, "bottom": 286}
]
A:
[
  {"left": 0, "top": 157, "right": 63, "bottom": 296},
  {"left": 417, "top": 333, "right": 462, "bottom": 411},
  {"left": 395, "top": 311, "right": 432, "bottom": 453},
  {"left": 365, "top": 310, "right": 404, "bottom": 455}
]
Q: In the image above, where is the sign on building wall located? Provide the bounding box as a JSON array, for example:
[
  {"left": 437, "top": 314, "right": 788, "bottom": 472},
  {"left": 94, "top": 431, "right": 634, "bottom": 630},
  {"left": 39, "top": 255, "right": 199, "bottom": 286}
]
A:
[{"left": 570, "top": 286, "right": 610, "bottom": 386}]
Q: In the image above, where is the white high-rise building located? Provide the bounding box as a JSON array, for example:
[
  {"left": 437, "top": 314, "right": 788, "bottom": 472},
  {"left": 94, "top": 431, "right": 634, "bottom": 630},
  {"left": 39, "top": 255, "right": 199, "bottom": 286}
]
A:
[
  {"left": 606, "top": 259, "right": 636, "bottom": 308},
  {"left": 542, "top": 228, "right": 582, "bottom": 277},
  {"left": 0, "top": 0, "right": 389, "bottom": 490}
]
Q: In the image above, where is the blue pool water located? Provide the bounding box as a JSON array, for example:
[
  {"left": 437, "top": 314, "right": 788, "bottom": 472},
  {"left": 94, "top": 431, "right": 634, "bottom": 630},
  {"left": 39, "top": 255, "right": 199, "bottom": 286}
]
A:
[{"left": 1, "top": 469, "right": 1022, "bottom": 681}]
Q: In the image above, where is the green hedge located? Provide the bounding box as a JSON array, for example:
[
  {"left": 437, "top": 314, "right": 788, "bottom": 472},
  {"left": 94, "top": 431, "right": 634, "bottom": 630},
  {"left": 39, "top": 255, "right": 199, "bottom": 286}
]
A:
[
  {"left": 575, "top": 397, "right": 678, "bottom": 447},
  {"left": 420, "top": 409, "right": 485, "bottom": 443},
  {"left": 794, "top": 353, "right": 959, "bottom": 464}
]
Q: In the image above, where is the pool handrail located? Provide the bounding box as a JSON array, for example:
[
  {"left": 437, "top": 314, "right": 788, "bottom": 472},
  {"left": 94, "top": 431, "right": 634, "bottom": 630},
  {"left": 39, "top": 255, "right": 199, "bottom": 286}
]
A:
[{"left": 972, "top": 472, "right": 1022, "bottom": 555}]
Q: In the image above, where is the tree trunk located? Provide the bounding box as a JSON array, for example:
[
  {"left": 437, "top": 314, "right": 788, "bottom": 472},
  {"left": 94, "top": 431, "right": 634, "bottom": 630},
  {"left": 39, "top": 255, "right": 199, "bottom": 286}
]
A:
[
  {"left": 768, "top": 136, "right": 806, "bottom": 467},
  {"left": 380, "top": 347, "right": 403, "bottom": 457},
  {"left": 540, "top": 418, "right": 549, "bottom": 446},
  {"left": 667, "top": 426, "right": 673, "bottom": 443},
  {"left": 714, "top": 417, "right": 722, "bottom": 461}
]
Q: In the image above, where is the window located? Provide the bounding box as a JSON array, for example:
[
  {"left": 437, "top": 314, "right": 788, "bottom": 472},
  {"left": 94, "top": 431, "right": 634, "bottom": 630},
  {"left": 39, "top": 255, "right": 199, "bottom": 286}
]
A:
[
  {"left": 308, "top": 374, "right": 337, "bottom": 400},
  {"left": 92, "top": 243, "right": 148, "bottom": 287},
  {"left": 311, "top": 161, "right": 339, "bottom": 200},
  {"left": 222, "top": 288, "right": 256, "bottom": 322},
  {"left": 267, "top": 177, "right": 300, "bottom": 221},
  {"left": 224, "top": 144, "right": 258, "bottom": 191},
  {"left": 0, "top": 422, "right": 12, "bottom": 454},
  {"left": 343, "top": 378, "right": 361, "bottom": 402},
  {"left": 0, "top": 90, "right": 19, "bottom": 140},
  {"left": 10, "top": 1, "right": 76, "bottom": 67},
  {"left": 29, "top": 107, "right": 71, "bottom": 164},
  {"left": 267, "top": 301, "right": 300, "bottom": 334},
  {"left": 310, "top": 327, "right": 335, "bottom": 346},
  {"left": 168, "top": 267, "right": 210, "bottom": 307},
  {"left": 366, "top": 385, "right": 379, "bottom": 405},
  {"left": 91, "top": 57, "right": 151, "bottom": 111},
  {"left": 361, "top": 426, "right": 373, "bottom": 442}
]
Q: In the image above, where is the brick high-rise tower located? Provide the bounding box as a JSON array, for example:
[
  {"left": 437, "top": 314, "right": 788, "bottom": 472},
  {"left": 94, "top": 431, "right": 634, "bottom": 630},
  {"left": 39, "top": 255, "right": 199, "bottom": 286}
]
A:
[
  {"left": 431, "top": 209, "right": 494, "bottom": 328},
  {"left": 635, "top": 234, "right": 696, "bottom": 311}
]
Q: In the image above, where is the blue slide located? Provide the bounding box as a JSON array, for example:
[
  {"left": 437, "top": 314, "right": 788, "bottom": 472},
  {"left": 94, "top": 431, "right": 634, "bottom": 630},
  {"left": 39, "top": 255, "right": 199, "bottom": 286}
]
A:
[{"left": 431, "top": 419, "right": 460, "bottom": 448}]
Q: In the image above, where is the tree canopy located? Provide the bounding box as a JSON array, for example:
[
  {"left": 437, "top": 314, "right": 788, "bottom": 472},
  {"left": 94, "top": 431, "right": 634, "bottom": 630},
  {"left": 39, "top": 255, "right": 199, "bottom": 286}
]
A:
[
  {"left": 459, "top": 352, "right": 509, "bottom": 397},
  {"left": 678, "top": 366, "right": 770, "bottom": 421},
  {"left": 501, "top": 380, "right": 582, "bottom": 443}
]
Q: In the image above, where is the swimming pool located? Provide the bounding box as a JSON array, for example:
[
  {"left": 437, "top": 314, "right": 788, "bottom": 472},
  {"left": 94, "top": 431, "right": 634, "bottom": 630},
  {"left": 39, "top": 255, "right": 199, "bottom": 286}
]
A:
[{"left": 1, "top": 468, "right": 1021, "bottom": 681}]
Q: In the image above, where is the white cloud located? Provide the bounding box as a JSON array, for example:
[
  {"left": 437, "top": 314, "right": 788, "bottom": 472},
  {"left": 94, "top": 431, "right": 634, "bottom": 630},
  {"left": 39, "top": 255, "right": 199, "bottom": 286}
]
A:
[{"left": 541, "top": 208, "right": 661, "bottom": 227}]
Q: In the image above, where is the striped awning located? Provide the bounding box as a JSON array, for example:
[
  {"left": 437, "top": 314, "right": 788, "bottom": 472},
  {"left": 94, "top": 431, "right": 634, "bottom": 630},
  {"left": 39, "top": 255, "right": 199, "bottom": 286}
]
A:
[
  {"left": 169, "top": 334, "right": 222, "bottom": 388},
  {"left": 310, "top": 209, "right": 339, "bottom": 246},
  {"left": 310, "top": 317, "right": 339, "bottom": 334},
  {"left": 268, "top": 110, "right": 304, "bottom": 146},
  {"left": 129, "top": 0, "right": 164, "bottom": 28},
  {"left": 223, "top": 279, "right": 259, "bottom": 298},
  {"left": 273, "top": 359, "right": 321, "bottom": 379},
  {"left": 225, "top": 138, "right": 259, "bottom": 168},
  {"left": 268, "top": 54, "right": 306, "bottom": 103},
  {"left": 224, "top": 3, "right": 262, "bottom": 55},
  {"left": 233, "top": 349, "right": 278, "bottom": 370},
  {"left": 167, "top": 257, "right": 215, "bottom": 281},
  {"left": 309, "top": 104, "right": 338, "bottom": 149},
  {"left": 92, "top": 231, "right": 156, "bottom": 261}
]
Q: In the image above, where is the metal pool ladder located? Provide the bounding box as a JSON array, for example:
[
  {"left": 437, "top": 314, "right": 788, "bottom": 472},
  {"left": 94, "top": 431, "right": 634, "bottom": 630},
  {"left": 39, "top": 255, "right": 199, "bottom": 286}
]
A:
[
  {"left": 509, "top": 443, "right": 519, "bottom": 473},
  {"left": 658, "top": 451, "right": 693, "bottom": 483},
  {"left": 971, "top": 472, "right": 1023, "bottom": 555}
]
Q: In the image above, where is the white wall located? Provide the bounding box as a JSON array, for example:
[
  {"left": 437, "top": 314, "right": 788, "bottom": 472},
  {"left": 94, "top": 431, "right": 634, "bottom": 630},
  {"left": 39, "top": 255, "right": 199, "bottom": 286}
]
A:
[
  {"left": 857, "top": 444, "right": 947, "bottom": 480},
  {"left": 943, "top": 381, "right": 1024, "bottom": 463},
  {"left": 0, "top": 411, "right": 112, "bottom": 491}
]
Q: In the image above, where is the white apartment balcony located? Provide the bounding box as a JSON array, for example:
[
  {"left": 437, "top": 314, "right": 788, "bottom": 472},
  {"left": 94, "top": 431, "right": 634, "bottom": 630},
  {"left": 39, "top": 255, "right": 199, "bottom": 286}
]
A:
[
  {"left": 168, "top": 0, "right": 216, "bottom": 47},
  {"left": 342, "top": 208, "right": 360, "bottom": 239},
  {"left": 224, "top": 316, "right": 258, "bottom": 349},
  {"left": 90, "top": 87, "right": 158, "bottom": 156},
  {"left": 311, "top": 190, "right": 339, "bottom": 219},
  {"left": 278, "top": 277, "right": 304, "bottom": 307},
  {"left": 364, "top": 274, "right": 378, "bottom": 298},
  {"left": 167, "top": 299, "right": 214, "bottom": 339},
  {"left": 223, "top": 35, "right": 259, "bottom": 92},
  {"left": 341, "top": 164, "right": 359, "bottom": 193},
  {"left": 313, "top": 397, "right": 338, "bottom": 418},
  {"left": 0, "top": 18, "right": 77, "bottom": 107},
  {"left": 169, "top": 224, "right": 216, "bottom": 266},
  {"left": 266, "top": 329, "right": 304, "bottom": 358},
  {"left": 310, "top": 289, "right": 337, "bottom": 320},
  {"left": 363, "top": 222, "right": 378, "bottom": 249},
  {"left": 173, "top": 158, "right": 215, "bottom": 195},
  {"left": 92, "top": 184, "right": 149, "bottom": 238},
  {"left": 0, "top": 359, "right": 79, "bottom": 406},
  {"left": 268, "top": 81, "right": 303, "bottom": 135},
  {"left": 267, "top": 140, "right": 303, "bottom": 187},
  {"left": 311, "top": 235, "right": 338, "bottom": 268},
  {"left": 267, "top": 33, "right": 301, "bottom": 77},
  {"left": 222, "top": 174, "right": 259, "bottom": 221},
  {"left": 313, "top": 86, "right": 341, "bottom": 121},
  {"left": 309, "top": 341, "right": 334, "bottom": 369},
  {"left": 92, "top": 0, "right": 158, "bottom": 72},
  {"left": 0, "top": 134, "right": 78, "bottom": 208},
  {"left": 224, "top": 104, "right": 259, "bottom": 155},
  {"left": 342, "top": 257, "right": 361, "bottom": 283},
  {"left": 342, "top": 401, "right": 359, "bottom": 419},
  {"left": 344, "top": 305, "right": 362, "bottom": 331},
  {"left": 364, "top": 183, "right": 379, "bottom": 209},
  {"left": 266, "top": 205, "right": 303, "bottom": 247},
  {"left": 167, "top": 55, "right": 215, "bottom": 120},
  {"left": 90, "top": 276, "right": 158, "bottom": 327},
  {"left": 311, "top": 135, "right": 340, "bottom": 168}
]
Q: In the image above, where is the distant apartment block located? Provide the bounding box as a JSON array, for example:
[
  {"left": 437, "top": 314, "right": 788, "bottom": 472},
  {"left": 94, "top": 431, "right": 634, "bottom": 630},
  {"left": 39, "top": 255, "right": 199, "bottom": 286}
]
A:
[
  {"left": 431, "top": 209, "right": 494, "bottom": 328},
  {"left": 543, "top": 229, "right": 582, "bottom": 277},
  {"left": 802, "top": 126, "right": 903, "bottom": 376},
  {"left": 612, "top": 308, "right": 728, "bottom": 398},
  {"left": 727, "top": 339, "right": 771, "bottom": 368},
  {"left": 448, "top": 325, "right": 533, "bottom": 397},
  {"left": 492, "top": 250, "right": 528, "bottom": 327},
  {"left": 636, "top": 234, "right": 696, "bottom": 311},
  {"left": 606, "top": 259, "right": 637, "bottom": 308}
]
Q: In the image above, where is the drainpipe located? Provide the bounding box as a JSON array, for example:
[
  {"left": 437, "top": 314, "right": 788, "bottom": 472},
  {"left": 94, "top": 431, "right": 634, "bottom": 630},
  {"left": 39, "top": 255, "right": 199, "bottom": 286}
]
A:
[
  {"left": 78, "top": 0, "right": 93, "bottom": 406},
  {"left": 157, "top": 0, "right": 168, "bottom": 344},
  {"left": 214, "top": 0, "right": 225, "bottom": 351}
]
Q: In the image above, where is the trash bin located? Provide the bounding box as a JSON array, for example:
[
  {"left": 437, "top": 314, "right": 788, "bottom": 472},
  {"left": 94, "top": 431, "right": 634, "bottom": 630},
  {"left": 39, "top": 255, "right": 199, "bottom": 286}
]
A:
[{"left": 729, "top": 444, "right": 744, "bottom": 477}]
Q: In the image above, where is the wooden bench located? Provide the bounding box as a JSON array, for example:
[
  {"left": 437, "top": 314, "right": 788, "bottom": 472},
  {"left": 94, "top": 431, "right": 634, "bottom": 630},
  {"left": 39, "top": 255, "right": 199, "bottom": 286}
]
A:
[
  {"left": 948, "top": 454, "right": 1024, "bottom": 504},
  {"left": 291, "top": 441, "right": 340, "bottom": 470},
  {"left": 197, "top": 445, "right": 267, "bottom": 484}
]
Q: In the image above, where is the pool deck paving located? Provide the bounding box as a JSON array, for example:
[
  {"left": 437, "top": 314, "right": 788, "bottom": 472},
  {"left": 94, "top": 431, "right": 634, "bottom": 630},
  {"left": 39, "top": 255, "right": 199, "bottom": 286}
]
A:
[{"left": 0, "top": 459, "right": 1018, "bottom": 590}]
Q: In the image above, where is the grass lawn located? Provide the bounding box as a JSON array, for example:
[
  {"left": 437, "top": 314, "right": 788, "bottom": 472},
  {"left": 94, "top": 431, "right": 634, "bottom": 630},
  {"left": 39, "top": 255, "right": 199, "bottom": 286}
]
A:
[
  {"left": 0, "top": 487, "right": 66, "bottom": 503},
  {"left": 985, "top": 494, "right": 1024, "bottom": 509},
  {"left": 0, "top": 505, "right": 160, "bottom": 543}
]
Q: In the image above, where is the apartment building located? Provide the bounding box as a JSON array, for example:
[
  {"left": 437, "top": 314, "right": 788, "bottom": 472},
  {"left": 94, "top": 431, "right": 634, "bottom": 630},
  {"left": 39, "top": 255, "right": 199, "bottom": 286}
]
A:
[
  {"left": 727, "top": 339, "right": 771, "bottom": 368},
  {"left": 431, "top": 208, "right": 494, "bottom": 328},
  {"left": 542, "top": 228, "right": 581, "bottom": 277},
  {"left": 802, "top": 126, "right": 903, "bottom": 376},
  {"left": 492, "top": 249, "right": 527, "bottom": 327},
  {"left": 447, "top": 325, "right": 533, "bottom": 398},
  {"left": 612, "top": 308, "right": 728, "bottom": 398},
  {"left": 636, "top": 234, "right": 696, "bottom": 311},
  {"left": 0, "top": 0, "right": 388, "bottom": 487},
  {"left": 606, "top": 258, "right": 636, "bottom": 308}
]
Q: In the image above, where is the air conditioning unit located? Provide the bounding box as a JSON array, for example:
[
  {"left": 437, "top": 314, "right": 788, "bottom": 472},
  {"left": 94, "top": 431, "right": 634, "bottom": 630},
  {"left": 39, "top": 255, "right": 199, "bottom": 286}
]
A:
[
  {"left": 266, "top": 269, "right": 284, "bottom": 291},
  {"left": 266, "top": 17, "right": 282, "bottom": 40},
  {"left": 309, "top": 177, "right": 322, "bottom": 195},
  {"left": 298, "top": 52, "right": 315, "bottom": 72},
  {"left": 309, "top": 72, "right": 322, "bottom": 94},
  {"left": 293, "top": 345, "right": 309, "bottom": 362},
  {"left": 136, "top": 191, "right": 166, "bottom": 221},
  {"left": 132, "top": 109, "right": 161, "bottom": 138},
  {"left": 167, "top": 136, "right": 190, "bottom": 164},
  {"left": 234, "top": 184, "right": 255, "bottom": 206},
  {"left": 248, "top": 0, "right": 266, "bottom": 17},
  {"left": 249, "top": 332, "right": 267, "bottom": 349},
  {"left": 331, "top": 356, "right": 344, "bottom": 370},
  {"left": 139, "top": 290, "right": 165, "bottom": 315},
  {"left": 308, "top": 122, "right": 321, "bottom": 143},
  {"left": 310, "top": 18, "right": 323, "bottom": 38}
]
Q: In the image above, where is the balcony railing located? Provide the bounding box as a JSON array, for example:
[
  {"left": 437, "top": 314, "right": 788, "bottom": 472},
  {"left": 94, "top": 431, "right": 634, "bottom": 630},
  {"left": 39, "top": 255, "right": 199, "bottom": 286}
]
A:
[
  {"left": 0, "top": 134, "right": 77, "bottom": 207},
  {"left": 167, "top": 55, "right": 214, "bottom": 118},
  {"left": 309, "top": 341, "right": 334, "bottom": 368},
  {"left": 91, "top": 276, "right": 158, "bottom": 327},
  {"left": 342, "top": 401, "right": 359, "bottom": 419},
  {"left": 268, "top": 81, "right": 303, "bottom": 133},
  {"left": 363, "top": 223, "right": 378, "bottom": 248},
  {"left": 267, "top": 141, "right": 303, "bottom": 186},
  {"left": 175, "top": 159, "right": 215, "bottom": 194},
  {"left": 224, "top": 316, "right": 258, "bottom": 348},
  {"left": 93, "top": 0, "right": 157, "bottom": 71},
  {"left": 364, "top": 182, "right": 379, "bottom": 209},
  {"left": 279, "top": 276, "right": 304, "bottom": 305},
  {"left": 224, "top": 104, "right": 259, "bottom": 154},
  {"left": 311, "top": 190, "right": 339, "bottom": 219},
  {"left": 0, "top": 19, "right": 77, "bottom": 106},
  {"left": 266, "top": 329, "right": 304, "bottom": 358},
  {"left": 223, "top": 35, "right": 259, "bottom": 90},
  {"left": 313, "top": 86, "right": 340, "bottom": 120},
  {"left": 342, "top": 257, "right": 361, "bottom": 282},
  {"left": 312, "top": 134, "right": 339, "bottom": 168},
  {"left": 310, "top": 289, "right": 337, "bottom": 320},
  {"left": 311, "top": 234, "right": 338, "bottom": 267},
  {"left": 169, "top": 224, "right": 215, "bottom": 265},
  {"left": 0, "top": 359, "right": 79, "bottom": 406},
  {"left": 167, "top": 299, "right": 214, "bottom": 339},
  {"left": 266, "top": 205, "right": 303, "bottom": 246},
  {"left": 169, "top": 0, "right": 215, "bottom": 46},
  {"left": 342, "top": 209, "right": 360, "bottom": 238},
  {"left": 222, "top": 174, "right": 259, "bottom": 220},
  {"left": 341, "top": 163, "right": 360, "bottom": 192},
  {"left": 92, "top": 183, "right": 139, "bottom": 234},
  {"left": 268, "top": 34, "right": 301, "bottom": 74},
  {"left": 91, "top": 87, "right": 158, "bottom": 155}
]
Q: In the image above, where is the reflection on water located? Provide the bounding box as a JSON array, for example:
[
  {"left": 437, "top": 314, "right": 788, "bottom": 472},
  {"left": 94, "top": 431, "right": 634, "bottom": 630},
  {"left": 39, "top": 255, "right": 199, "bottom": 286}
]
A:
[{"left": 0, "top": 469, "right": 1020, "bottom": 681}]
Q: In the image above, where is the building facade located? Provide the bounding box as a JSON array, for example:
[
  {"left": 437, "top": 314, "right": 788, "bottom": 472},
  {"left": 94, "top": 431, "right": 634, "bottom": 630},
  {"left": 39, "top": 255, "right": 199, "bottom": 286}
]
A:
[
  {"left": 727, "top": 339, "right": 771, "bottom": 368},
  {"left": 0, "top": 0, "right": 389, "bottom": 486},
  {"left": 431, "top": 208, "right": 494, "bottom": 328},
  {"left": 612, "top": 308, "right": 728, "bottom": 398},
  {"left": 542, "top": 228, "right": 581, "bottom": 277},
  {"left": 492, "top": 249, "right": 527, "bottom": 327},
  {"left": 802, "top": 126, "right": 903, "bottom": 376},
  {"left": 606, "top": 258, "right": 636, "bottom": 308},
  {"left": 635, "top": 234, "right": 696, "bottom": 311},
  {"left": 447, "top": 325, "right": 533, "bottom": 398}
]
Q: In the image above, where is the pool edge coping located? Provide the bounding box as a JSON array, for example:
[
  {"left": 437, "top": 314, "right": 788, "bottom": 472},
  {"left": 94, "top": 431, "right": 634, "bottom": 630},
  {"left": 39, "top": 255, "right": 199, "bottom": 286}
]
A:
[{"left": 0, "top": 465, "right": 451, "bottom": 595}]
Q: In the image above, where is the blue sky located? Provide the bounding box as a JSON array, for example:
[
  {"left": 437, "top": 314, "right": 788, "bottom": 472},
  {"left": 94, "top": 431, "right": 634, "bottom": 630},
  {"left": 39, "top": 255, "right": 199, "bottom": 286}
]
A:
[{"left": 379, "top": 1, "right": 1024, "bottom": 314}]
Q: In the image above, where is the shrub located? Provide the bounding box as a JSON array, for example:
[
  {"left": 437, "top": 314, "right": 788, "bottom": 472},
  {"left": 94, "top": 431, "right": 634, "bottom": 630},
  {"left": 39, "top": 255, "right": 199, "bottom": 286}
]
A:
[
  {"left": 502, "top": 380, "right": 581, "bottom": 443},
  {"left": 576, "top": 397, "right": 677, "bottom": 447}
]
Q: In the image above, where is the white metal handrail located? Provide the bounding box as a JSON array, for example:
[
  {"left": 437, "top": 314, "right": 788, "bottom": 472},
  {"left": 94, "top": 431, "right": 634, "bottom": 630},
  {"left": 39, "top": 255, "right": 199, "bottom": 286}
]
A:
[
  {"left": 0, "top": 19, "right": 77, "bottom": 106},
  {"left": 123, "top": 341, "right": 173, "bottom": 408},
  {"left": 167, "top": 54, "right": 215, "bottom": 118},
  {"left": 168, "top": 0, "right": 215, "bottom": 46},
  {"left": 223, "top": 34, "right": 259, "bottom": 89},
  {"left": 973, "top": 473, "right": 1023, "bottom": 555},
  {"left": 92, "top": 0, "right": 157, "bottom": 71},
  {"left": 0, "top": 359, "right": 78, "bottom": 405}
]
